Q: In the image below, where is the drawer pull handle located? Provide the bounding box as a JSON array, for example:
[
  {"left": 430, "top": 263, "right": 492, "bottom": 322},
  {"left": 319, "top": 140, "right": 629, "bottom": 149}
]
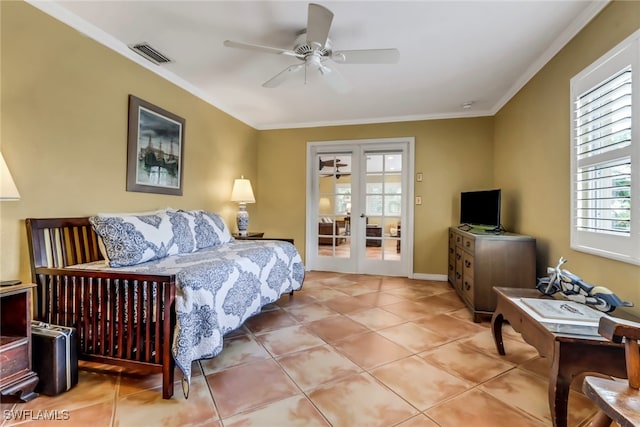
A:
[
  {"left": 464, "top": 282, "right": 471, "bottom": 290},
  {"left": 465, "top": 260, "right": 471, "bottom": 268},
  {"left": 465, "top": 241, "right": 471, "bottom": 247}
]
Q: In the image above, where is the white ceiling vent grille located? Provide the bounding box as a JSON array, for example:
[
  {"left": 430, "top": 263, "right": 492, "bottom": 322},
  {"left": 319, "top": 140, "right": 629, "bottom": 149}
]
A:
[{"left": 128, "top": 42, "right": 173, "bottom": 65}]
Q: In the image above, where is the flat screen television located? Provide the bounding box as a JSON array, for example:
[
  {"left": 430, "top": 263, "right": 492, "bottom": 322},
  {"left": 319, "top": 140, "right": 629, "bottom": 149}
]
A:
[{"left": 460, "top": 189, "right": 501, "bottom": 230}]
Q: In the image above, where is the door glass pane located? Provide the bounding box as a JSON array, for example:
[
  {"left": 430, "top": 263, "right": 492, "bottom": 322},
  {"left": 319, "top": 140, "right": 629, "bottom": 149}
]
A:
[
  {"left": 364, "top": 152, "right": 402, "bottom": 261},
  {"left": 317, "top": 153, "right": 351, "bottom": 259}
]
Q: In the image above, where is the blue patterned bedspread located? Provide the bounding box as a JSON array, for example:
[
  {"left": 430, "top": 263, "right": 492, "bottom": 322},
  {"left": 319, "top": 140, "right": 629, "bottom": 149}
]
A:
[{"left": 72, "top": 239, "right": 304, "bottom": 397}]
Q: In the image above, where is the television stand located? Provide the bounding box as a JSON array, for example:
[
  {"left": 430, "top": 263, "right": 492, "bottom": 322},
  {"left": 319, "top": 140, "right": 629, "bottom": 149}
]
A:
[{"left": 448, "top": 227, "right": 536, "bottom": 322}]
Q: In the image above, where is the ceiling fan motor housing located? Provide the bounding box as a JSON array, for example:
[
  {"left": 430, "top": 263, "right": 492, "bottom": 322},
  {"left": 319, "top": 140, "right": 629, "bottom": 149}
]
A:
[{"left": 294, "top": 31, "right": 332, "bottom": 59}]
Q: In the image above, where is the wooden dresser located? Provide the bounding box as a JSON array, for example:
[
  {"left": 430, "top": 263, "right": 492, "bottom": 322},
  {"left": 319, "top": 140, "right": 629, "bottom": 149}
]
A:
[{"left": 448, "top": 227, "right": 536, "bottom": 322}]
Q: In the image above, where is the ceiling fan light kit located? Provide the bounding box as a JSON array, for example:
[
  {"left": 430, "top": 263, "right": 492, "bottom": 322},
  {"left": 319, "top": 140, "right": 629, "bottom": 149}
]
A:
[{"left": 223, "top": 2, "right": 399, "bottom": 92}]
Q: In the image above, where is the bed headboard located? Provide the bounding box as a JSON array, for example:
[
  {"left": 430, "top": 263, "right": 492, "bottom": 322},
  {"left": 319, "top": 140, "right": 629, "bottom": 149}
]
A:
[{"left": 26, "top": 217, "right": 103, "bottom": 279}]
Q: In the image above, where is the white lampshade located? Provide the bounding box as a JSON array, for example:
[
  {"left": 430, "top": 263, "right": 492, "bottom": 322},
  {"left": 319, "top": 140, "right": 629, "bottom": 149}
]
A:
[
  {"left": 0, "top": 152, "right": 20, "bottom": 201},
  {"left": 230, "top": 176, "right": 255, "bottom": 204},
  {"left": 319, "top": 197, "right": 331, "bottom": 209}
]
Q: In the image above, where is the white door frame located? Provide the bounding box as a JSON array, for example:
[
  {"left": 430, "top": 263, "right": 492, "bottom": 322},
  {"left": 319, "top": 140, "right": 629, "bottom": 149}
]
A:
[{"left": 306, "top": 137, "right": 415, "bottom": 277}]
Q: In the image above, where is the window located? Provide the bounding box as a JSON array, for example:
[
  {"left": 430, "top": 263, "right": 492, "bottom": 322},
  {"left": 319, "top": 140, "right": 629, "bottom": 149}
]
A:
[
  {"left": 570, "top": 29, "right": 640, "bottom": 265},
  {"left": 365, "top": 153, "right": 402, "bottom": 217}
]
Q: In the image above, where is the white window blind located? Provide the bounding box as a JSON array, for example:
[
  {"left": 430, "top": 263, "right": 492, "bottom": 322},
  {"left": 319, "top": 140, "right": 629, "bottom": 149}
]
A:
[
  {"left": 570, "top": 29, "right": 639, "bottom": 265},
  {"left": 575, "top": 68, "right": 631, "bottom": 235}
]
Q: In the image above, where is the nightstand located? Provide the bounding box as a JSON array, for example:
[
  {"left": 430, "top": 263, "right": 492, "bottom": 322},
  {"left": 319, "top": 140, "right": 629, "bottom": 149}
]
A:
[
  {"left": 232, "top": 233, "right": 294, "bottom": 244},
  {"left": 0, "top": 284, "right": 39, "bottom": 402},
  {"left": 232, "top": 232, "right": 264, "bottom": 239}
]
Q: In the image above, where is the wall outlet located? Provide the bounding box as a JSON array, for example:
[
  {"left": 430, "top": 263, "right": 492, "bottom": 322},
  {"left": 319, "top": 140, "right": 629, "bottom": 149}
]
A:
[
  {"left": 415, "top": 196, "right": 422, "bottom": 205},
  {"left": 416, "top": 173, "right": 423, "bottom": 182}
]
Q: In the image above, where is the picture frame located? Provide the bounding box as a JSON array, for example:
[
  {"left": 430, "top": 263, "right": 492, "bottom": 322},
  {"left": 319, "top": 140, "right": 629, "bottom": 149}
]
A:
[{"left": 127, "top": 95, "right": 185, "bottom": 195}]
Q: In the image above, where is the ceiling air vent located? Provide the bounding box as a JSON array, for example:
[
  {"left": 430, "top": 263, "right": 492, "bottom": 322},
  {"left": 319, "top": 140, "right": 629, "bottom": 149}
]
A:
[{"left": 128, "top": 42, "right": 173, "bottom": 65}]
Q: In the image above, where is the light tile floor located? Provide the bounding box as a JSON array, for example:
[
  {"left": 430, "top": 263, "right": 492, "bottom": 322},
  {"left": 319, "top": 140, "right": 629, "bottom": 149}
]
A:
[{"left": 2, "top": 272, "right": 601, "bottom": 426}]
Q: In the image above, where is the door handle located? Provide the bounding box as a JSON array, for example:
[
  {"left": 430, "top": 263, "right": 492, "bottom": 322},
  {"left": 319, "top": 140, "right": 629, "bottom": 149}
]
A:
[{"left": 360, "top": 214, "right": 366, "bottom": 218}]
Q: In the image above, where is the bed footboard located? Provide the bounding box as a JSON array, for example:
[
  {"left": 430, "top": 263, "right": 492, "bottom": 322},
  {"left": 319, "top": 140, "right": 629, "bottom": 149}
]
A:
[{"left": 26, "top": 218, "right": 177, "bottom": 399}]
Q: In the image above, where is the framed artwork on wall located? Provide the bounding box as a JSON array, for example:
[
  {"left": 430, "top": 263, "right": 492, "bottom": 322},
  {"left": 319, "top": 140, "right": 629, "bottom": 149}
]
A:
[{"left": 127, "top": 95, "right": 185, "bottom": 195}]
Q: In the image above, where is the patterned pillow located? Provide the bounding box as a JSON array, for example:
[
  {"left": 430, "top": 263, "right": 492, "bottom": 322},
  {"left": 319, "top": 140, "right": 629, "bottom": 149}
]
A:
[
  {"left": 201, "top": 210, "right": 233, "bottom": 247},
  {"left": 90, "top": 209, "right": 234, "bottom": 267},
  {"left": 170, "top": 210, "right": 233, "bottom": 249},
  {"left": 94, "top": 208, "right": 174, "bottom": 261},
  {"left": 90, "top": 211, "right": 179, "bottom": 267}
]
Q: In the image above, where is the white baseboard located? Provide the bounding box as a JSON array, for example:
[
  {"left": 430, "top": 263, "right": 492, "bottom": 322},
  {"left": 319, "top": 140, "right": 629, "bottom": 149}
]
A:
[
  {"left": 304, "top": 267, "right": 449, "bottom": 282},
  {"left": 411, "top": 273, "right": 448, "bottom": 281}
]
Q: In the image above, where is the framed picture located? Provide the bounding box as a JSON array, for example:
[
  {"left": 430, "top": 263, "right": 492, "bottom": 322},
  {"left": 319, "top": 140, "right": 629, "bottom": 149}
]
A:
[{"left": 127, "top": 95, "right": 185, "bottom": 195}]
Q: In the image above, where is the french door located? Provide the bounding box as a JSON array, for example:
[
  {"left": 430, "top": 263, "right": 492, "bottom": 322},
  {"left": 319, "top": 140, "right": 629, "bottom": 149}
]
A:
[{"left": 306, "top": 138, "right": 414, "bottom": 276}]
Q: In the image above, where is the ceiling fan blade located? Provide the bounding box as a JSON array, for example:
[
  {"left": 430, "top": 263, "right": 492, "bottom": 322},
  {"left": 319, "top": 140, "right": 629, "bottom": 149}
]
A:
[
  {"left": 332, "top": 48, "right": 400, "bottom": 64},
  {"left": 318, "top": 63, "right": 351, "bottom": 93},
  {"left": 224, "top": 40, "right": 301, "bottom": 58},
  {"left": 262, "top": 63, "right": 305, "bottom": 88},
  {"left": 306, "top": 3, "right": 333, "bottom": 49}
]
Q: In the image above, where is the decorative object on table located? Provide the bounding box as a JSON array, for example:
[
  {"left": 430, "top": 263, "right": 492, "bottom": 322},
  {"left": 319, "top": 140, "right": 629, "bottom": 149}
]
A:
[
  {"left": 127, "top": 95, "right": 185, "bottom": 196},
  {"left": 536, "top": 257, "right": 633, "bottom": 312},
  {"left": 230, "top": 176, "right": 255, "bottom": 237},
  {"left": 520, "top": 298, "right": 606, "bottom": 323},
  {"left": 517, "top": 297, "right": 607, "bottom": 336}
]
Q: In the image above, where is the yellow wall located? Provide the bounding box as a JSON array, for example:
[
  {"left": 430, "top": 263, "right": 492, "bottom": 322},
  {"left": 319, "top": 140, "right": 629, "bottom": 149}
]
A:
[
  {"left": 1, "top": 2, "right": 258, "bottom": 281},
  {"left": 494, "top": 0, "right": 640, "bottom": 316},
  {"left": 3, "top": 1, "right": 638, "bottom": 317},
  {"left": 254, "top": 119, "right": 495, "bottom": 274}
]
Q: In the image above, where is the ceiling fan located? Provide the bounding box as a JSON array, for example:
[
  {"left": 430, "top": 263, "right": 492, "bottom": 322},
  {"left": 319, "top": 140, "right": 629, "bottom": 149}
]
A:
[
  {"left": 319, "top": 158, "right": 347, "bottom": 170},
  {"left": 223, "top": 3, "right": 400, "bottom": 93},
  {"left": 319, "top": 157, "right": 351, "bottom": 179}
]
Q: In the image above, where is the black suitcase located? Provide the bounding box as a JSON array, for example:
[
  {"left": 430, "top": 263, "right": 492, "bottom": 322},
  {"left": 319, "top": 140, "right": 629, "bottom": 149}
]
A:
[{"left": 31, "top": 321, "right": 78, "bottom": 395}]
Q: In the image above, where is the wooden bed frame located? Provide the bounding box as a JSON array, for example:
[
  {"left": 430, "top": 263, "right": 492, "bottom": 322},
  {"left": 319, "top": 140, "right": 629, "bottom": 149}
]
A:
[{"left": 26, "top": 218, "right": 176, "bottom": 399}]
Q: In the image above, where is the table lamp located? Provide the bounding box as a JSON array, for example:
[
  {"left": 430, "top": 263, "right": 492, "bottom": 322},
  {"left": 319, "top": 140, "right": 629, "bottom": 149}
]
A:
[
  {"left": 230, "top": 176, "right": 255, "bottom": 236},
  {"left": 1, "top": 151, "right": 22, "bottom": 286},
  {"left": 0, "top": 152, "right": 20, "bottom": 201}
]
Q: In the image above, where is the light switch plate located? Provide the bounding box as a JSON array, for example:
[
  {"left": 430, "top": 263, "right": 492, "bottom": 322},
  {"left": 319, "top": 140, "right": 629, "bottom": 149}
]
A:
[
  {"left": 416, "top": 173, "right": 423, "bottom": 182},
  {"left": 416, "top": 196, "right": 422, "bottom": 205}
]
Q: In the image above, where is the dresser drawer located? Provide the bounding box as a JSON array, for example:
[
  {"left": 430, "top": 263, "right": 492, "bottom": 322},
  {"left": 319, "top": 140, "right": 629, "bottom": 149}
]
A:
[
  {"left": 0, "top": 338, "right": 29, "bottom": 378},
  {"left": 462, "top": 236, "right": 475, "bottom": 252},
  {"left": 454, "top": 232, "right": 463, "bottom": 247},
  {"left": 463, "top": 252, "right": 474, "bottom": 279},
  {"left": 462, "top": 273, "right": 474, "bottom": 303},
  {"left": 455, "top": 247, "right": 464, "bottom": 290}
]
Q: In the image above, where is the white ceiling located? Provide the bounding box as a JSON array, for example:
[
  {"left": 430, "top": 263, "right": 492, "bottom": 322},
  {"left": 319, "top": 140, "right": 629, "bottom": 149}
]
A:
[{"left": 29, "top": 1, "right": 608, "bottom": 130}]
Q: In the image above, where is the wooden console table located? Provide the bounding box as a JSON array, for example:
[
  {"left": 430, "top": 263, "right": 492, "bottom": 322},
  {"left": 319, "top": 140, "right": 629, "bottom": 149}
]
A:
[
  {"left": 491, "top": 287, "right": 630, "bottom": 427},
  {"left": 366, "top": 225, "right": 382, "bottom": 247}
]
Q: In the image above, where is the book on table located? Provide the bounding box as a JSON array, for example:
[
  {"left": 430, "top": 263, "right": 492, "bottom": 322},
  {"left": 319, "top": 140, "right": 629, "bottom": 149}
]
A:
[{"left": 516, "top": 298, "right": 610, "bottom": 336}]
